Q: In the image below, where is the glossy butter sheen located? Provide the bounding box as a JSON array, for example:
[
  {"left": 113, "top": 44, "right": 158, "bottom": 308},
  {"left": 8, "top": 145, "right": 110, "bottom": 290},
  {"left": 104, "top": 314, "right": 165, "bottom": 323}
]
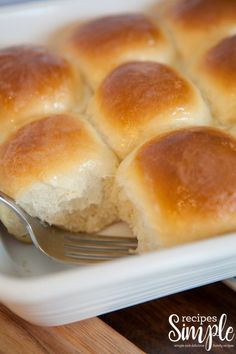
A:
[
  {"left": 62, "top": 13, "right": 174, "bottom": 88},
  {"left": 89, "top": 61, "right": 210, "bottom": 159},
  {"left": 70, "top": 14, "right": 164, "bottom": 56},
  {"left": 136, "top": 128, "right": 236, "bottom": 216},
  {"left": 98, "top": 61, "right": 193, "bottom": 125},
  {"left": 0, "top": 114, "right": 98, "bottom": 197},
  {"left": 0, "top": 45, "right": 78, "bottom": 138}
]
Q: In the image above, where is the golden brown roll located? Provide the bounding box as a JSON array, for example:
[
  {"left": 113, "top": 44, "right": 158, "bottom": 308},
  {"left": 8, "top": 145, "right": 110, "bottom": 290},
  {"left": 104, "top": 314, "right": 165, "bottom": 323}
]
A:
[
  {"left": 163, "top": 0, "right": 236, "bottom": 64},
  {"left": 87, "top": 61, "right": 211, "bottom": 159},
  {"left": 59, "top": 13, "right": 175, "bottom": 89},
  {"left": 116, "top": 127, "right": 236, "bottom": 252},
  {"left": 0, "top": 114, "right": 118, "bottom": 242},
  {"left": 192, "top": 35, "right": 236, "bottom": 125},
  {"left": 0, "top": 45, "right": 83, "bottom": 142}
]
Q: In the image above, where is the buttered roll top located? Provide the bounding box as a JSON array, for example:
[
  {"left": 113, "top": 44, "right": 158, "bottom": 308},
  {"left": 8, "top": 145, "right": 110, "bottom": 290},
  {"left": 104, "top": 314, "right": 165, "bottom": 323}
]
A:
[
  {"left": 59, "top": 13, "right": 175, "bottom": 88},
  {"left": 88, "top": 61, "right": 211, "bottom": 159},
  {"left": 0, "top": 45, "right": 83, "bottom": 142},
  {"left": 163, "top": 0, "right": 236, "bottom": 64}
]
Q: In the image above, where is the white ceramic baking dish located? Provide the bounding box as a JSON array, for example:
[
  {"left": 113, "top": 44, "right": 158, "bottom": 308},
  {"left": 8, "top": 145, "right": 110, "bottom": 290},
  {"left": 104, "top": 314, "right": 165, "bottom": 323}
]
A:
[{"left": 0, "top": 0, "right": 236, "bottom": 326}]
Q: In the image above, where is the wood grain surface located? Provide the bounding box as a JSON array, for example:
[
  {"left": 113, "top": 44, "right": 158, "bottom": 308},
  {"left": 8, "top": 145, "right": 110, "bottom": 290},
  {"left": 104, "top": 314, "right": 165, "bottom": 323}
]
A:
[
  {"left": 0, "top": 306, "right": 144, "bottom": 354},
  {"left": 102, "top": 282, "right": 236, "bottom": 354}
]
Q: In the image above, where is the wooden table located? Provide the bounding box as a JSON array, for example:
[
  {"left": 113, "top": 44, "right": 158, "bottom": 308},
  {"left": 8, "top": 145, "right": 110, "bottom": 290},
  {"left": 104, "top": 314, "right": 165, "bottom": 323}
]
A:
[{"left": 0, "top": 282, "right": 235, "bottom": 353}]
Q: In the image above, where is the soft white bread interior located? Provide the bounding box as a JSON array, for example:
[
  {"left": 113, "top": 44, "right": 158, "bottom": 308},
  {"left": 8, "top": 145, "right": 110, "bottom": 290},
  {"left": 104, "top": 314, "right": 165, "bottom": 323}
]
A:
[
  {"left": 191, "top": 35, "right": 236, "bottom": 125},
  {"left": 0, "top": 45, "right": 84, "bottom": 143},
  {"left": 0, "top": 205, "right": 30, "bottom": 243},
  {"left": 162, "top": 0, "right": 236, "bottom": 66},
  {"left": 115, "top": 127, "right": 236, "bottom": 253},
  {"left": 0, "top": 114, "right": 118, "bottom": 241},
  {"left": 87, "top": 61, "right": 211, "bottom": 159},
  {"left": 58, "top": 13, "right": 176, "bottom": 89}
]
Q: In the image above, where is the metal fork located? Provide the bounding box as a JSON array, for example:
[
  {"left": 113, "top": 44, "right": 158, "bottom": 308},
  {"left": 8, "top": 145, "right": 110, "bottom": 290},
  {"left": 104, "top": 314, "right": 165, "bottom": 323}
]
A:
[{"left": 0, "top": 191, "right": 137, "bottom": 264}]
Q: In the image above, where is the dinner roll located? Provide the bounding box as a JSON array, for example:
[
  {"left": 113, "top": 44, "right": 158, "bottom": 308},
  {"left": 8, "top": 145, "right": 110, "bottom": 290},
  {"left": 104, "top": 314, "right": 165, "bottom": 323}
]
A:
[
  {"left": 59, "top": 13, "right": 175, "bottom": 89},
  {"left": 0, "top": 45, "right": 83, "bottom": 142},
  {"left": 0, "top": 204, "right": 30, "bottom": 243},
  {"left": 163, "top": 0, "right": 236, "bottom": 64},
  {"left": 116, "top": 127, "right": 236, "bottom": 252},
  {"left": 0, "top": 114, "right": 118, "bottom": 241},
  {"left": 192, "top": 35, "right": 236, "bottom": 125},
  {"left": 87, "top": 61, "right": 211, "bottom": 159}
]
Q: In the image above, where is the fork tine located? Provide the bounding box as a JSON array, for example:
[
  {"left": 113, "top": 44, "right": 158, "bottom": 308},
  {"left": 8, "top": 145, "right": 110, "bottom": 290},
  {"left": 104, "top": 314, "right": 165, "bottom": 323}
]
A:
[
  {"left": 64, "top": 251, "right": 130, "bottom": 261},
  {"left": 64, "top": 233, "right": 137, "bottom": 246},
  {"left": 64, "top": 238, "right": 137, "bottom": 249},
  {"left": 64, "top": 244, "right": 132, "bottom": 256},
  {"left": 64, "top": 242, "right": 135, "bottom": 252},
  {"left": 64, "top": 235, "right": 137, "bottom": 253},
  {"left": 63, "top": 233, "right": 137, "bottom": 263}
]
